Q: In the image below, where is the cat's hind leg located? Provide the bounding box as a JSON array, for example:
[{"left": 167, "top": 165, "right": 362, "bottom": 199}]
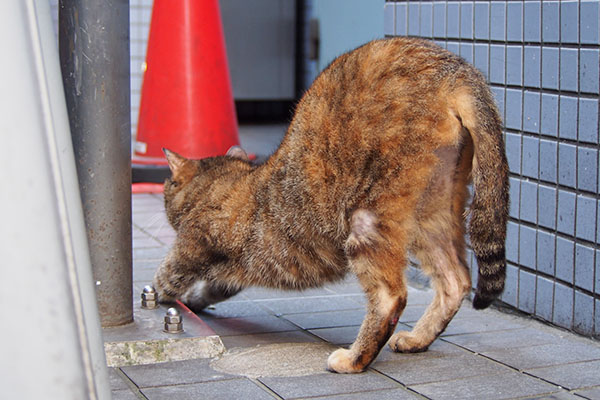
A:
[
  {"left": 389, "top": 219, "right": 471, "bottom": 353},
  {"left": 327, "top": 209, "right": 408, "bottom": 373}
]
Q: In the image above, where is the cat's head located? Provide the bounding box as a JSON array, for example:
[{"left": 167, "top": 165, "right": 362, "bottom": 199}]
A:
[{"left": 162, "top": 147, "right": 250, "bottom": 229}]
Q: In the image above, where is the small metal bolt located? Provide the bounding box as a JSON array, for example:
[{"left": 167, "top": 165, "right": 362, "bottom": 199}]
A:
[
  {"left": 141, "top": 285, "right": 159, "bottom": 309},
  {"left": 164, "top": 307, "right": 183, "bottom": 333}
]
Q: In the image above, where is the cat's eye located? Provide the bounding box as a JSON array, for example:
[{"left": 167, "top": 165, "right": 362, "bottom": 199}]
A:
[{"left": 170, "top": 180, "right": 178, "bottom": 187}]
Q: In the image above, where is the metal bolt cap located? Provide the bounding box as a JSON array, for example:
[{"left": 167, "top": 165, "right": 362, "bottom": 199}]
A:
[
  {"left": 141, "top": 285, "right": 158, "bottom": 309},
  {"left": 163, "top": 307, "right": 183, "bottom": 333}
]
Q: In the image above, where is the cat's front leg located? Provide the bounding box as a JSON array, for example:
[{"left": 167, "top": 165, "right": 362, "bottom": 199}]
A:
[
  {"left": 152, "top": 248, "right": 197, "bottom": 305},
  {"left": 181, "top": 281, "right": 241, "bottom": 313}
]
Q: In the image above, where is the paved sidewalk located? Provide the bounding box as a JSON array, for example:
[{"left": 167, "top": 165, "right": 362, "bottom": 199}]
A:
[{"left": 106, "top": 192, "right": 600, "bottom": 400}]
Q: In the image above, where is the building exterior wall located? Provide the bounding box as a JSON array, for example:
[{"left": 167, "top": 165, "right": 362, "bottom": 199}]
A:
[{"left": 385, "top": 0, "right": 600, "bottom": 338}]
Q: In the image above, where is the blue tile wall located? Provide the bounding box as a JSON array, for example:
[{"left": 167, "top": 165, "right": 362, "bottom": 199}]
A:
[
  {"left": 523, "top": 1, "right": 541, "bottom": 42},
  {"left": 537, "top": 230, "right": 556, "bottom": 275},
  {"left": 575, "top": 244, "right": 595, "bottom": 292},
  {"left": 574, "top": 290, "right": 594, "bottom": 334},
  {"left": 536, "top": 276, "right": 554, "bottom": 321},
  {"left": 579, "top": 99, "right": 599, "bottom": 144},
  {"left": 390, "top": 0, "right": 600, "bottom": 337},
  {"left": 408, "top": 2, "right": 420, "bottom": 37}
]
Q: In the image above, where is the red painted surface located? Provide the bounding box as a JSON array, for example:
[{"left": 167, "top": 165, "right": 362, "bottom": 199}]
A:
[
  {"left": 132, "top": 183, "right": 164, "bottom": 194},
  {"left": 134, "top": 0, "right": 239, "bottom": 163}
]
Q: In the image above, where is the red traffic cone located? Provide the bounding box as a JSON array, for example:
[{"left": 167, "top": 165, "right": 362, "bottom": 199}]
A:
[{"left": 132, "top": 0, "right": 239, "bottom": 183}]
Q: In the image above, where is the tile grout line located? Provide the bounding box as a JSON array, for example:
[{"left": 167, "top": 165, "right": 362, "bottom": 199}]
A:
[
  {"left": 114, "top": 367, "right": 149, "bottom": 400},
  {"left": 250, "top": 377, "right": 285, "bottom": 400}
]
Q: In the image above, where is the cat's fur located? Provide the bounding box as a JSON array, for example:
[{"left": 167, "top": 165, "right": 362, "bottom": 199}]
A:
[{"left": 153, "top": 37, "right": 509, "bottom": 373}]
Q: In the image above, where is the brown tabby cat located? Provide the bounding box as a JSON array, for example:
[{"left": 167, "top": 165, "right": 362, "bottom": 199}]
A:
[{"left": 153, "top": 37, "right": 509, "bottom": 373}]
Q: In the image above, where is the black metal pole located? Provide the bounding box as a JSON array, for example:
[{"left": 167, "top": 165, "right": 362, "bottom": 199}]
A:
[{"left": 59, "top": 0, "right": 133, "bottom": 327}]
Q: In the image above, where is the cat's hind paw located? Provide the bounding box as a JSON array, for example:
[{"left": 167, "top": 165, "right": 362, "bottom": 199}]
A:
[
  {"left": 389, "top": 331, "right": 430, "bottom": 353},
  {"left": 326, "top": 348, "right": 364, "bottom": 374}
]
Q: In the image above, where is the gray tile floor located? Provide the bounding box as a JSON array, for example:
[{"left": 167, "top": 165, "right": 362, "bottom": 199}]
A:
[
  {"left": 110, "top": 191, "right": 600, "bottom": 400},
  {"left": 113, "top": 126, "right": 600, "bottom": 399}
]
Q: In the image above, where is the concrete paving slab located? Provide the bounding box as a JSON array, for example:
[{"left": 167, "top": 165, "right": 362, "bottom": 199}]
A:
[
  {"left": 374, "top": 339, "right": 470, "bottom": 363},
  {"left": 525, "top": 360, "right": 600, "bottom": 390},
  {"left": 259, "top": 371, "right": 399, "bottom": 399},
  {"left": 409, "top": 371, "right": 560, "bottom": 400},
  {"left": 211, "top": 343, "right": 338, "bottom": 378},
  {"left": 111, "top": 389, "right": 141, "bottom": 400},
  {"left": 254, "top": 295, "right": 364, "bottom": 315},
  {"left": 108, "top": 368, "right": 131, "bottom": 391},
  {"left": 242, "top": 286, "right": 338, "bottom": 300},
  {"left": 443, "top": 327, "right": 566, "bottom": 352},
  {"left": 309, "top": 325, "right": 360, "bottom": 345},
  {"left": 198, "top": 300, "right": 272, "bottom": 319},
  {"left": 141, "top": 379, "right": 274, "bottom": 400},
  {"left": 300, "top": 388, "right": 422, "bottom": 400},
  {"left": 132, "top": 246, "right": 168, "bottom": 261},
  {"left": 435, "top": 314, "right": 526, "bottom": 337},
  {"left": 282, "top": 309, "right": 366, "bottom": 330},
  {"left": 121, "top": 358, "right": 238, "bottom": 388},
  {"left": 481, "top": 342, "right": 600, "bottom": 370},
  {"left": 203, "top": 315, "right": 299, "bottom": 336},
  {"left": 221, "top": 330, "right": 323, "bottom": 349},
  {"left": 576, "top": 386, "right": 600, "bottom": 399},
  {"left": 372, "top": 354, "right": 511, "bottom": 386}
]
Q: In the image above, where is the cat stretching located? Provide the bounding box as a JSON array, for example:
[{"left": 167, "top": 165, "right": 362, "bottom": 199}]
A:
[{"left": 152, "top": 37, "right": 509, "bottom": 373}]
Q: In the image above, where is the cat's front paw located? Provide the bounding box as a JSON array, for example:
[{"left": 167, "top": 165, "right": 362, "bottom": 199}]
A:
[
  {"left": 389, "top": 331, "right": 429, "bottom": 353},
  {"left": 326, "top": 348, "right": 364, "bottom": 374}
]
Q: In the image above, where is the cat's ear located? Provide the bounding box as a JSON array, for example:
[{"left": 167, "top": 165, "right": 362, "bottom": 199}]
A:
[
  {"left": 163, "top": 148, "right": 189, "bottom": 176},
  {"left": 226, "top": 145, "right": 249, "bottom": 161}
]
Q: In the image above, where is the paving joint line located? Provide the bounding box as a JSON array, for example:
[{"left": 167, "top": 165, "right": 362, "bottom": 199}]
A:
[
  {"left": 114, "top": 367, "right": 149, "bottom": 400},
  {"left": 367, "top": 366, "right": 432, "bottom": 400},
  {"left": 249, "top": 378, "right": 284, "bottom": 400}
]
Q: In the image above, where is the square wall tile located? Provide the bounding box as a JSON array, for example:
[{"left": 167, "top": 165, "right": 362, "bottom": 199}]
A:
[
  {"left": 505, "top": 89, "right": 523, "bottom": 130},
  {"left": 537, "top": 230, "right": 556, "bottom": 275},
  {"left": 408, "top": 2, "right": 420, "bottom": 36},
  {"left": 577, "top": 148, "right": 598, "bottom": 193},
  {"left": 575, "top": 244, "right": 595, "bottom": 292},
  {"left": 539, "top": 139, "right": 557, "bottom": 183},
  {"left": 518, "top": 269, "right": 536, "bottom": 314},
  {"left": 502, "top": 263, "right": 519, "bottom": 307},
  {"left": 474, "top": 2, "right": 489, "bottom": 40},
  {"left": 506, "top": 2, "right": 523, "bottom": 41},
  {"left": 578, "top": 98, "right": 599, "bottom": 144},
  {"left": 474, "top": 44, "right": 489, "bottom": 78},
  {"left": 460, "top": 43, "right": 473, "bottom": 64},
  {"left": 519, "top": 224, "right": 537, "bottom": 269},
  {"left": 523, "top": 92, "right": 540, "bottom": 134},
  {"left": 559, "top": 96, "right": 578, "bottom": 140},
  {"left": 580, "top": 49, "right": 600, "bottom": 94},
  {"left": 505, "top": 132, "right": 522, "bottom": 174},
  {"left": 556, "top": 236, "right": 575, "bottom": 283},
  {"left": 559, "top": 48, "right": 579, "bottom": 92},
  {"left": 541, "top": 47, "right": 559, "bottom": 90},
  {"left": 558, "top": 143, "right": 577, "bottom": 188},
  {"left": 522, "top": 136, "right": 539, "bottom": 179},
  {"left": 509, "top": 177, "right": 521, "bottom": 219},
  {"left": 433, "top": 2, "right": 446, "bottom": 37},
  {"left": 420, "top": 2, "right": 433, "bottom": 38},
  {"left": 446, "top": 2, "right": 460, "bottom": 39},
  {"left": 560, "top": 1, "right": 579, "bottom": 44},
  {"left": 490, "top": 45, "right": 506, "bottom": 84},
  {"left": 384, "top": 3, "right": 395, "bottom": 36},
  {"left": 553, "top": 282, "right": 573, "bottom": 329},
  {"left": 460, "top": 2, "right": 473, "bottom": 39},
  {"left": 538, "top": 184, "right": 557, "bottom": 229},
  {"left": 580, "top": 0, "right": 600, "bottom": 45},
  {"left": 446, "top": 42, "right": 459, "bottom": 56},
  {"left": 507, "top": 221, "right": 519, "bottom": 263},
  {"left": 541, "top": 93, "right": 559, "bottom": 136},
  {"left": 542, "top": 1, "right": 560, "bottom": 43},
  {"left": 574, "top": 291, "right": 594, "bottom": 335},
  {"left": 535, "top": 276, "right": 554, "bottom": 321},
  {"left": 506, "top": 46, "right": 523, "bottom": 86},
  {"left": 596, "top": 250, "right": 600, "bottom": 295},
  {"left": 523, "top": 1, "right": 541, "bottom": 42},
  {"left": 557, "top": 189, "right": 576, "bottom": 235},
  {"left": 396, "top": 3, "right": 408, "bottom": 36},
  {"left": 490, "top": 2, "right": 506, "bottom": 41},
  {"left": 492, "top": 86, "right": 505, "bottom": 117},
  {"left": 523, "top": 46, "right": 541, "bottom": 88},
  {"left": 576, "top": 194, "right": 597, "bottom": 243}
]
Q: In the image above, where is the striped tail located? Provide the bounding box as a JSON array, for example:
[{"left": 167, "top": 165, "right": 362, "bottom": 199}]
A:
[{"left": 457, "top": 83, "right": 510, "bottom": 310}]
